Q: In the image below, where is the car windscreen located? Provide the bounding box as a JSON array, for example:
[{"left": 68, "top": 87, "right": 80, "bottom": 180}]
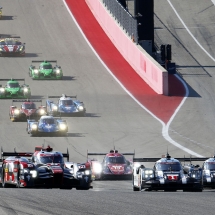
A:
[
  {"left": 39, "top": 155, "right": 64, "bottom": 164},
  {"left": 205, "top": 162, "right": 215, "bottom": 171},
  {"left": 105, "top": 156, "right": 126, "bottom": 164},
  {"left": 156, "top": 162, "right": 182, "bottom": 171},
  {"left": 5, "top": 40, "right": 21, "bottom": 45},
  {"left": 7, "top": 82, "right": 19, "bottom": 88},
  {"left": 23, "top": 103, "right": 36, "bottom": 109},
  {"left": 62, "top": 100, "right": 73, "bottom": 105},
  {"left": 42, "top": 64, "right": 52, "bottom": 69},
  {"left": 42, "top": 118, "right": 55, "bottom": 124}
]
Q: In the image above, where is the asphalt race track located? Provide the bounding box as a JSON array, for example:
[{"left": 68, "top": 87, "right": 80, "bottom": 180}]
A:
[{"left": 0, "top": 0, "right": 215, "bottom": 214}]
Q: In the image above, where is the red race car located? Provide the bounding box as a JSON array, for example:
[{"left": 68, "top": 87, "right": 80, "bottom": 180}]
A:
[
  {"left": 87, "top": 149, "right": 134, "bottom": 180},
  {"left": 9, "top": 99, "right": 46, "bottom": 121}
]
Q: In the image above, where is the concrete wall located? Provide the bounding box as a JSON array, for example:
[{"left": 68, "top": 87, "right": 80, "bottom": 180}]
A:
[{"left": 86, "top": 0, "right": 168, "bottom": 95}]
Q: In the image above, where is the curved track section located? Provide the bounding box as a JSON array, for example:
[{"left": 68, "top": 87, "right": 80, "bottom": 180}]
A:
[{"left": 0, "top": 0, "right": 214, "bottom": 214}]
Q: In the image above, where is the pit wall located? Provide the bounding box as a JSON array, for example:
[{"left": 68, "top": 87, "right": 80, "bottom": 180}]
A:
[{"left": 86, "top": 0, "right": 168, "bottom": 95}]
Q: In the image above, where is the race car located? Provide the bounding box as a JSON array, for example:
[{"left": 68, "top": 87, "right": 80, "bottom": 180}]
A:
[
  {"left": 26, "top": 116, "right": 68, "bottom": 136},
  {"left": 9, "top": 99, "right": 46, "bottom": 122},
  {"left": 202, "top": 155, "right": 215, "bottom": 188},
  {"left": 29, "top": 60, "right": 63, "bottom": 79},
  {"left": 31, "top": 146, "right": 92, "bottom": 189},
  {"left": 46, "top": 94, "right": 86, "bottom": 116},
  {"left": 0, "top": 7, "right": 2, "bottom": 19},
  {"left": 0, "top": 79, "right": 31, "bottom": 99},
  {"left": 0, "top": 146, "right": 92, "bottom": 189},
  {"left": 87, "top": 149, "right": 134, "bottom": 180},
  {"left": 0, "top": 37, "right": 25, "bottom": 56},
  {"left": 133, "top": 153, "right": 204, "bottom": 192}
]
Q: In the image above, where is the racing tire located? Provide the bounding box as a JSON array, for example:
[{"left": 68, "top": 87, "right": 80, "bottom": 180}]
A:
[
  {"left": 1, "top": 171, "right": 9, "bottom": 188},
  {"left": 133, "top": 186, "right": 140, "bottom": 191}
]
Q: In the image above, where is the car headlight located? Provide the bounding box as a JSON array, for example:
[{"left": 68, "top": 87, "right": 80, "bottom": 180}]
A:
[
  {"left": 78, "top": 106, "right": 84, "bottom": 111},
  {"left": 23, "top": 169, "right": 29, "bottom": 173},
  {"left": 14, "top": 109, "right": 20, "bottom": 114},
  {"left": 56, "top": 69, "right": 60, "bottom": 74},
  {"left": 19, "top": 46, "right": 23, "bottom": 51},
  {"left": 53, "top": 106, "right": 58, "bottom": 111},
  {"left": 23, "top": 88, "right": 28, "bottom": 92},
  {"left": 40, "top": 109, "right": 45, "bottom": 115},
  {"left": 0, "top": 88, "right": 5, "bottom": 92},
  {"left": 31, "top": 124, "right": 37, "bottom": 130},
  {"left": 30, "top": 170, "right": 37, "bottom": 178},
  {"left": 34, "top": 69, "right": 38, "bottom": 74},
  {"left": 0, "top": 47, "right": 3, "bottom": 51},
  {"left": 94, "top": 163, "right": 102, "bottom": 174},
  {"left": 59, "top": 124, "right": 66, "bottom": 130},
  {"left": 85, "top": 170, "right": 90, "bottom": 175}
]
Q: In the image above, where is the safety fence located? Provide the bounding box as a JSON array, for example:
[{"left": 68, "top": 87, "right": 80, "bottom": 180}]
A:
[{"left": 103, "top": 0, "right": 138, "bottom": 43}]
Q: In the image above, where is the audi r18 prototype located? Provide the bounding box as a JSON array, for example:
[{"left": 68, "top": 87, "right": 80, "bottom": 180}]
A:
[
  {"left": 0, "top": 79, "right": 31, "bottom": 99},
  {"left": 0, "top": 37, "right": 25, "bottom": 56},
  {"left": 9, "top": 99, "right": 46, "bottom": 122},
  {"left": 46, "top": 94, "right": 86, "bottom": 116},
  {"left": 0, "top": 146, "right": 92, "bottom": 189},
  {"left": 133, "top": 154, "right": 203, "bottom": 192},
  {"left": 26, "top": 116, "right": 68, "bottom": 136},
  {"left": 87, "top": 149, "right": 134, "bottom": 180},
  {"left": 29, "top": 60, "right": 63, "bottom": 79}
]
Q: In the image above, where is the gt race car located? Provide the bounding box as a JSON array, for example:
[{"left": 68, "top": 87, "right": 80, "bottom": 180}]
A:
[
  {"left": 87, "top": 149, "right": 134, "bottom": 180},
  {"left": 9, "top": 99, "right": 46, "bottom": 122},
  {"left": 46, "top": 94, "right": 86, "bottom": 116},
  {"left": 0, "top": 146, "right": 92, "bottom": 189},
  {"left": 29, "top": 60, "right": 63, "bottom": 79},
  {"left": 26, "top": 116, "right": 68, "bottom": 136},
  {"left": 202, "top": 156, "right": 215, "bottom": 188},
  {"left": 133, "top": 154, "right": 205, "bottom": 192},
  {"left": 0, "top": 79, "right": 31, "bottom": 99},
  {"left": 0, "top": 37, "right": 25, "bottom": 56}
]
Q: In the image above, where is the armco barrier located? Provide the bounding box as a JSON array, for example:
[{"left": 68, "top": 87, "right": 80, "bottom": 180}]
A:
[{"left": 86, "top": 0, "right": 168, "bottom": 95}]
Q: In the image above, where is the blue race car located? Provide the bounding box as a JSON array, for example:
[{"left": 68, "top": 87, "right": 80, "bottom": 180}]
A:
[
  {"left": 46, "top": 94, "right": 86, "bottom": 116},
  {"left": 26, "top": 115, "right": 68, "bottom": 136}
]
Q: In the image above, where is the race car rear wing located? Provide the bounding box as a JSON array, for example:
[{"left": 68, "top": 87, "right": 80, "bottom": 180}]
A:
[
  {"left": 48, "top": 95, "right": 77, "bottom": 99},
  {"left": 12, "top": 99, "right": 42, "bottom": 105},
  {"left": 0, "top": 36, "right": 20, "bottom": 39},
  {"left": 32, "top": 60, "right": 57, "bottom": 63},
  {"left": 0, "top": 147, "right": 33, "bottom": 162},
  {"left": 133, "top": 157, "right": 208, "bottom": 163},
  {"left": 0, "top": 78, "right": 25, "bottom": 83}
]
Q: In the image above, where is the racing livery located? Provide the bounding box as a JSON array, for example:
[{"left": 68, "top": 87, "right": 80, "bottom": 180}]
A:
[
  {"left": 88, "top": 149, "right": 134, "bottom": 180},
  {"left": 0, "top": 37, "right": 25, "bottom": 56},
  {"left": 29, "top": 60, "right": 63, "bottom": 79},
  {"left": 0, "top": 146, "right": 92, "bottom": 189},
  {"left": 133, "top": 154, "right": 203, "bottom": 192},
  {"left": 202, "top": 156, "right": 215, "bottom": 188},
  {"left": 46, "top": 94, "right": 86, "bottom": 116},
  {"left": 26, "top": 116, "right": 68, "bottom": 136},
  {"left": 9, "top": 99, "right": 46, "bottom": 122},
  {"left": 0, "top": 79, "right": 31, "bottom": 99}
]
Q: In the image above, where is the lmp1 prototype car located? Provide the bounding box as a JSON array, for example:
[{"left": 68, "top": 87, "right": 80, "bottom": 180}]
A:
[
  {"left": 29, "top": 60, "right": 63, "bottom": 79},
  {"left": 0, "top": 79, "right": 31, "bottom": 99},
  {"left": 0, "top": 37, "right": 25, "bottom": 56},
  {"left": 87, "top": 149, "right": 134, "bottom": 180},
  {"left": 133, "top": 153, "right": 204, "bottom": 192},
  {"left": 46, "top": 94, "right": 86, "bottom": 116},
  {"left": 26, "top": 116, "right": 68, "bottom": 136},
  {"left": 0, "top": 146, "right": 92, "bottom": 189},
  {"left": 9, "top": 99, "right": 46, "bottom": 122}
]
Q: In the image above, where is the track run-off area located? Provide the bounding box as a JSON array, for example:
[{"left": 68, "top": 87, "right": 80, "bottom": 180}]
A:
[{"left": 0, "top": 0, "right": 215, "bottom": 214}]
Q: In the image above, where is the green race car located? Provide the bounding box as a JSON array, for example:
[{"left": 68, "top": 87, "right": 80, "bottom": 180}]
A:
[
  {"left": 29, "top": 60, "right": 63, "bottom": 80},
  {"left": 0, "top": 79, "right": 31, "bottom": 99}
]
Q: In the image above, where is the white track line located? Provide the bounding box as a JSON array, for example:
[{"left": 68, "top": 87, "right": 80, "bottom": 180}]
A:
[
  {"left": 63, "top": 0, "right": 203, "bottom": 157},
  {"left": 211, "top": 0, "right": 215, "bottom": 6},
  {"left": 168, "top": 0, "right": 215, "bottom": 62}
]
